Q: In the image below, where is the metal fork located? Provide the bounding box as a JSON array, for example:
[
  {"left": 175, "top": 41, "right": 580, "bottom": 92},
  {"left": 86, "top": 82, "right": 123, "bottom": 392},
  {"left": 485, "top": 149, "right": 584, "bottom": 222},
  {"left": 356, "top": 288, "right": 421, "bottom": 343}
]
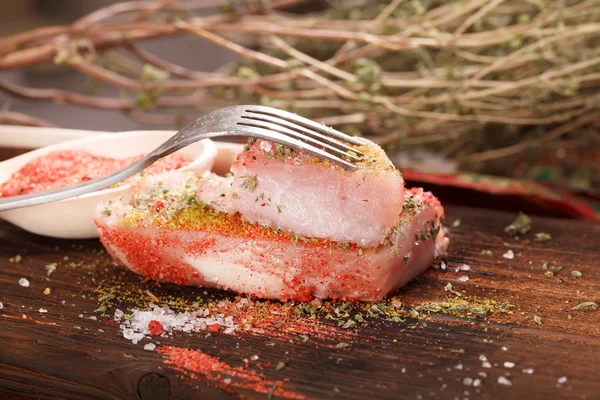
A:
[{"left": 0, "top": 105, "right": 364, "bottom": 211}]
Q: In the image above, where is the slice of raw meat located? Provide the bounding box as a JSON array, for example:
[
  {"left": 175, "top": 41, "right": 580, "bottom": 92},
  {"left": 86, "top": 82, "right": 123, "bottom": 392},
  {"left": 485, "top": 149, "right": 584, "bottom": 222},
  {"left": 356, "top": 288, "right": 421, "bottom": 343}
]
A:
[
  {"left": 95, "top": 171, "right": 447, "bottom": 302},
  {"left": 197, "top": 139, "right": 405, "bottom": 247}
]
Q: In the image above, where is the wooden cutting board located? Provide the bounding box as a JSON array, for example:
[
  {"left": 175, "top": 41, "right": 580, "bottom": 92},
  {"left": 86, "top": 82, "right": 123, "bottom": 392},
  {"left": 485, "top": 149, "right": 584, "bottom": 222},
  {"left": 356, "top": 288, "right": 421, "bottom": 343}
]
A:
[{"left": 0, "top": 204, "right": 598, "bottom": 400}]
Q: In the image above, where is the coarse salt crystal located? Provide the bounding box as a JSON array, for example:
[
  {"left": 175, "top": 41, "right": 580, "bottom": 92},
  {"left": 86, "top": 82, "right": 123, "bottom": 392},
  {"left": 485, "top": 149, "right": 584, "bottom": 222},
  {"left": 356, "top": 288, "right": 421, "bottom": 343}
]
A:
[
  {"left": 39, "top": 308, "right": 47, "bottom": 313},
  {"left": 497, "top": 376, "right": 512, "bottom": 386},
  {"left": 454, "top": 364, "right": 463, "bottom": 370},
  {"left": 440, "top": 261, "right": 447, "bottom": 271},
  {"left": 143, "top": 343, "right": 156, "bottom": 351},
  {"left": 522, "top": 368, "right": 534, "bottom": 374},
  {"left": 0, "top": 302, "right": 3, "bottom": 310},
  {"left": 503, "top": 250, "right": 514, "bottom": 259},
  {"left": 478, "top": 372, "right": 488, "bottom": 378},
  {"left": 89, "top": 316, "right": 97, "bottom": 321},
  {"left": 132, "top": 333, "right": 145, "bottom": 344},
  {"left": 250, "top": 355, "right": 259, "bottom": 361},
  {"left": 479, "top": 355, "right": 488, "bottom": 362},
  {"left": 259, "top": 140, "right": 273, "bottom": 153},
  {"left": 504, "top": 362, "right": 515, "bottom": 368},
  {"left": 557, "top": 376, "right": 567, "bottom": 384},
  {"left": 459, "top": 264, "right": 471, "bottom": 271},
  {"left": 19, "top": 278, "right": 30, "bottom": 287},
  {"left": 463, "top": 377, "right": 473, "bottom": 386},
  {"left": 482, "top": 362, "right": 492, "bottom": 369},
  {"left": 223, "top": 378, "right": 232, "bottom": 385},
  {"left": 501, "top": 346, "right": 508, "bottom": 351},
  {"left": 122, "top": 329, "right": 136, "bottom": 340},
  {"left": 473, "top": 379, "right": 481, "bottom": 388},
  {"left": 458, "top": 276, "right": 469, "bottom": 282},
  {"left": 118, "top": 305, "right": 239, "bottom": 344},
  {"left": 114, "top": 309, "right": 124, "bottom": 319}
]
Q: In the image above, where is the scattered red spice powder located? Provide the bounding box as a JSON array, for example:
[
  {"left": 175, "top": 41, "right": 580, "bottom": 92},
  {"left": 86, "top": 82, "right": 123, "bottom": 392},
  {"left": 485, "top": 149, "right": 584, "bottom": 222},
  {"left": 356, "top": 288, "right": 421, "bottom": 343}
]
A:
[
  {"left": 0, "top": 150, "right": 189, "bottom": 197},
  {"left": 214, "top": 299, "right": 356, "bottom": 345},
  {"left": 147, "top": 320, "right": 164, "bottom": 336},
  {"left": 157, "top": 346, "right": 307, "bottom": 400}
]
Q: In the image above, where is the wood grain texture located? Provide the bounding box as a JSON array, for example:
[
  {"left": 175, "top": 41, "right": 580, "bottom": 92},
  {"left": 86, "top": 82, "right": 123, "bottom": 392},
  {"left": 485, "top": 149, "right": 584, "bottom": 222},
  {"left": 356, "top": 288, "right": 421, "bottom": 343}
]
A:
[{"left": 0, "top": 206, "right": 599, "bottom": 400}]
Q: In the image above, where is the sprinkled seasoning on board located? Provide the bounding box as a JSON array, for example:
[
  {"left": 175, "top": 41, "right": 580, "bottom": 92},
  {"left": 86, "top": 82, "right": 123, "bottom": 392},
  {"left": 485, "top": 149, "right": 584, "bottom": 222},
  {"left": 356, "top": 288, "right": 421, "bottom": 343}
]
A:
[
  {"left": 94, "top": 279, "right": 513, "bottom": 349},
  {"left": 504, "top": 213, "right": 531, "bottom": 237},
  {"left": 157, "top": 346, "right": 307, "bottom": 400}
]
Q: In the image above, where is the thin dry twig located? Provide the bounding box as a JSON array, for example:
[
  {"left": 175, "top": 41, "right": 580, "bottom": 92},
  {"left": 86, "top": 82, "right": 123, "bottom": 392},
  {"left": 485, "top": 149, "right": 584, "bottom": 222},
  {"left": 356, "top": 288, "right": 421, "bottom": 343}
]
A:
[
  {"left": 458, "top": 112, "right": 600, "bottom": 164},
  {"left": 0, "top": 110, "right": 55, "bottom": 127}
]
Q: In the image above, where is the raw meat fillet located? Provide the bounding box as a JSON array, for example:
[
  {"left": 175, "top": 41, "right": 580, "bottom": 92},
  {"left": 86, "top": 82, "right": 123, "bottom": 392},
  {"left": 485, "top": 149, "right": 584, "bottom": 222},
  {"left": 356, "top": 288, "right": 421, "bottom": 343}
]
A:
[
  {"left": 95, "top": 171, "right": 447, "bottom": 302},
  {"left": 195, "top": 139, "right": 404, "bottom": 247}
]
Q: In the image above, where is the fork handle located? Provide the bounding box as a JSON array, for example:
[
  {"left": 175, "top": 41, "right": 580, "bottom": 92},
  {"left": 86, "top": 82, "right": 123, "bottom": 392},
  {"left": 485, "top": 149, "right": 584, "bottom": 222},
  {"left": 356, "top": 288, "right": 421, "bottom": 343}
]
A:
[{"left": 0, "top": 153, "right": 165, "bottom": 212}]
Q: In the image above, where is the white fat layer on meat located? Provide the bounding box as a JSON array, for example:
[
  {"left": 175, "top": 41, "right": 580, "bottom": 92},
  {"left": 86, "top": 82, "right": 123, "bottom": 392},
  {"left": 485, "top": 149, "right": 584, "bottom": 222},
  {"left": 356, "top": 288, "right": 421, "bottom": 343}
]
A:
[
  {"left": 228, "top": 166, "right": 403, "bottom": 247},
  {"left": 182, "top": 253, "right": 285, "bottom": 298},
  {"left": 225, "top": 139, "right": 405, "bottom": 247}
]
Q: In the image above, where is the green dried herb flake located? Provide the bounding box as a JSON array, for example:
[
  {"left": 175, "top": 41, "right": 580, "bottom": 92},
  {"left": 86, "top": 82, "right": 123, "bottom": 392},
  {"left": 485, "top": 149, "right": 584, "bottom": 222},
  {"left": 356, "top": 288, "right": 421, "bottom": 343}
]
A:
[
  {"left": 45, "top": 263, "right": 57, "bottom": 277},
  {"left": 98, "top": 293, "right": 115, "bottom": 302},
  {"left": 240, "top": 175, "right": 258, "bottom": 192},
  {"left": 534, "top": 232, "right": 551, "bottom": 242},
  {"left": 570, "top": 302, "right": 598, "bottom": 311},
  {"left": 533, "top": 315, "right": 543, "bottom": 325},
  {"left": 341, "top": 319, "right": 356, "bottom": 329},
  {"left": 336, "top": 342, "right": 350, "bottom": 349},
  {"left": 504, "top": 212, "right": 531, "bottom": 237},
  {"left": 267, "top": 384, "right": 277, "bottom": 400},
  {"left": 403, "top": 197, "right": 417, "bottom": 212},
  {"left": 94, "top": 305, "right": 107, "bottom": 314}
]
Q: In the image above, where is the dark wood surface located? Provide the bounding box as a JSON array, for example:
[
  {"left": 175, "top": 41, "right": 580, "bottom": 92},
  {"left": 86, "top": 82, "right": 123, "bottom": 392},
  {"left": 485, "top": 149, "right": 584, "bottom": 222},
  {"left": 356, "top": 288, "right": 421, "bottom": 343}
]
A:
[{"left": 0, "top": 204, "right": 599, "bottom": 400}]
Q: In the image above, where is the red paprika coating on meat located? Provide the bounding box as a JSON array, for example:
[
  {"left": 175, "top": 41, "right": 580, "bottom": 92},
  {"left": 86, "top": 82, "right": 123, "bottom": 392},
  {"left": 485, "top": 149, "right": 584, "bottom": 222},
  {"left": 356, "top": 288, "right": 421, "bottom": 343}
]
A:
[
  {"left": 95, "top": 167, "right": 445, "bottom": 302},
  {"left": 0, "top": 150, "right": 189, "bottom": 197}
]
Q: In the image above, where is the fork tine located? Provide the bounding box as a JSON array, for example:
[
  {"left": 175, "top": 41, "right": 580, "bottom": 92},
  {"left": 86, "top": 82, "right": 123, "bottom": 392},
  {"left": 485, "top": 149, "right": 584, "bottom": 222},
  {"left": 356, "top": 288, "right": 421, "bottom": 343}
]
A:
[
  {"left": 240, "top": 113, "right": 363, "bottom": 157},
  {"left": 244, "top": 106, "right": 365, "bottom": 147},
  {"left": 235, "top": 124, "right": 358, "bottom": 171},
  {"left": 238, "top": 118, "right": 361, "bottom": 163}
]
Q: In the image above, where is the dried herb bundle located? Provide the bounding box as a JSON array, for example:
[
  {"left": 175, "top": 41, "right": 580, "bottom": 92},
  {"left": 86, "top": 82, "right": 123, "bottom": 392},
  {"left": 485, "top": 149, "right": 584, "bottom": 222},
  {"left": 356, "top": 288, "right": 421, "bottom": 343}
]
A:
[{"left": 0, "top": 0, "right": 598, "bottom": 187}]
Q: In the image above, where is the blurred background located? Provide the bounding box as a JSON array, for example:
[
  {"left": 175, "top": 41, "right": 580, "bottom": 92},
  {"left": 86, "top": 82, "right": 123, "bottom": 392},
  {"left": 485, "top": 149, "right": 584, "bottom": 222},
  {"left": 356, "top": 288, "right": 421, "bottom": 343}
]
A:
[
  {"left": 0, "top": 0, "right": 236, "bottom": 130},
  {"left": 0, "top": 0, "right": 598, "bottom": 219}
]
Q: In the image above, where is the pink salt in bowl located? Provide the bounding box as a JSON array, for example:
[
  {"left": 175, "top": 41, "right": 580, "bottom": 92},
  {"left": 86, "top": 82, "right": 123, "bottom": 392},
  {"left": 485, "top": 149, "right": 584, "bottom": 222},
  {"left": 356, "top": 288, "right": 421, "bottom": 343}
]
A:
[{"left": 0, "top": 127, "right": 221, "bottom": 239}]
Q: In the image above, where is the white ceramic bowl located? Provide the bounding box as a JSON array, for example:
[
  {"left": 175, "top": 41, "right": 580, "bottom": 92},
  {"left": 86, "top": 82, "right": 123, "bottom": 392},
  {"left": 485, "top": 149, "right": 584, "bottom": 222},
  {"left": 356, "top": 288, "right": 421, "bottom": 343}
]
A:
[{"left": 0, "top": 129, "right": 218, "bottom": 239}]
